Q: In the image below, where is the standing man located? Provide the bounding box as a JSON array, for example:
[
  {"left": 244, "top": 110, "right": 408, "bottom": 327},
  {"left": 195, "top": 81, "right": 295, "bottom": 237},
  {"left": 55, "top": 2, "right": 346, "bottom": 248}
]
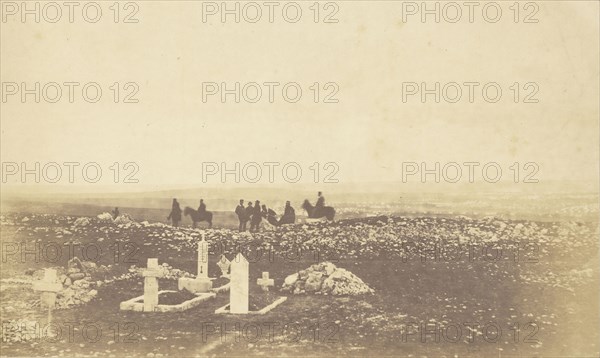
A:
[
  {"left": 245, "top": 201, "right": 254, "bottom": 230},
  {"left": 167, "top": 199, "right": 182, "bottom": 227},
  {"left": 281, "top": 201, "right": 295, "bottom": 225},
  {"left": 250, "top": 200, "right": 262, "bottom": 232},
  {"left": 261, "top": 204, "right": 268, "bottom": 218},
  {"left": 111, "top": 207, "right": 120, "bottom": 220},
  {"left": 235, "top": 199, "right": 246, "bottom": 232}
]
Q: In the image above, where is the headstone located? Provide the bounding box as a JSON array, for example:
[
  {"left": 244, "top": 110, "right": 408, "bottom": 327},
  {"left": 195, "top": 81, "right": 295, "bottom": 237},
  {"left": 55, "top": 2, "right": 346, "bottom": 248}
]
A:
[
  {"left": 143, "top": 258, "right": 164, "bottom": 312},
  {"left": 230, "top": 253, "right": 249, "bottom": 314},
  {"left": 32, "top": 268, "right": 62, "bottom": 308},
  {"left": 198, "top": 236, "right": 208, "bottom": 278},
  {"left": 217, "top": 255, "right": 231, "bottom": 278},
  {"left": 257, "top": 272, "right": 274, "bottom": 292},
  {"left": 178, "top": 238, "right": 212, "bottom": 293}
]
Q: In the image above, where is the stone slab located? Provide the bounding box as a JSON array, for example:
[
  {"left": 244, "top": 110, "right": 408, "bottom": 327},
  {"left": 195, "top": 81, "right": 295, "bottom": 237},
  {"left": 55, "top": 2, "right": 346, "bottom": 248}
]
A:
[
  {"left": 215, "top": 296, "right": 287, "bottom": 315},
  {"left": 178, "top": 277, "right": 213, "bottom": 294},
  {"left": 120, "top": 290, "right": 216, "bottom": 312}
]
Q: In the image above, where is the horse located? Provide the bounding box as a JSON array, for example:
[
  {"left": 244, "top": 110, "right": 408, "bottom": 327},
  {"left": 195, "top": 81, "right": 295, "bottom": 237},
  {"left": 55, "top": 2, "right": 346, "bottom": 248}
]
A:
[
  {"left": 302, "top": 200, "right": 335, "bottom": 221},
  {"left": 183, "top": 207, "right": 213, "bottom": 228},
  {"left": 265, "top": 208, "right": 296, "bottom": 227}
]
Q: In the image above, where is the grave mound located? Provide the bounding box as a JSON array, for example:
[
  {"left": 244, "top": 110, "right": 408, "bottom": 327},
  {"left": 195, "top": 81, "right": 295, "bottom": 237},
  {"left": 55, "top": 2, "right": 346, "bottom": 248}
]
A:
[
  {"left": 249, "top": 291, "right": 280, "bottom": 311},
  {"left": 55, "top": 259, "right": 104, "bottom": 308},
  {"left": 281, "top": 262, "right": 374, "bottom": 296},
  {"left": 158, "top": 290, "right": 198, "bottom": 305}
]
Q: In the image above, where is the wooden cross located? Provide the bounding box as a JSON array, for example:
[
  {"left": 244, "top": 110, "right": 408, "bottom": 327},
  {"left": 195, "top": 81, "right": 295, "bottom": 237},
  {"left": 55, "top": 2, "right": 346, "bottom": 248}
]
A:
[
  {"left": 256, "top": 272, "right": 274, "bottom": 292},
  {"left": 32, "top": 268, "right": 62, "bottom": 330},
  {"left": 32, "top": 268, "right": 62, "bottom": 308}
]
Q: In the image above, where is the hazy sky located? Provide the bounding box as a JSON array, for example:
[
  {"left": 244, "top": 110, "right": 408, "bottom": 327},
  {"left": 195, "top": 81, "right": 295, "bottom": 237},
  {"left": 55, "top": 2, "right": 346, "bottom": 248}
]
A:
[{"left": 1, "top": 1, "right": 598, "bottom": 189}]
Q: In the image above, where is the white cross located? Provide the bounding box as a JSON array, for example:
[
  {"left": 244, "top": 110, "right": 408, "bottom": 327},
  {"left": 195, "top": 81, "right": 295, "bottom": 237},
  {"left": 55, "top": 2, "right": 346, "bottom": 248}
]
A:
[
  {"left": 256, "top": 272, "right": 274, "bottom": 292},
  {"left": 32, "top": 268, "right": 62, "bottom": 328},
  {"left": 32, "top": 268, "right": 62, "bottom": 307},
  {"left": 143, "top": 258, "right": 164, "bottom": 312}
]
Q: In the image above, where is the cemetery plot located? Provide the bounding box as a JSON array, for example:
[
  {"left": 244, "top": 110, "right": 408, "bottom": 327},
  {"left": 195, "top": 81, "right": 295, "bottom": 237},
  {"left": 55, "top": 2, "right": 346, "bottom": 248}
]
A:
[
  {"left": 215, "top": 254, "right": 288, "bottom": 315},
  {"left": 0, "top": 211, "right": 598, "bottom": 357},
  {"left": 120, "top": 258, "right": 216, "bottom": 313}
]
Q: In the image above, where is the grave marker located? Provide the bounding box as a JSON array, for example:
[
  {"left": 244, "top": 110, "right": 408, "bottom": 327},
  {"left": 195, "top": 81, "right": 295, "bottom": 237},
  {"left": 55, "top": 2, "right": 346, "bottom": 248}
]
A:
[
  {"left": 32, "top": 268, "right": 62, "bottom": 308},
  {"left": 230, "top": 253, "right": 249, "bottom": 314},
  {"left": 257, "top": 272, "right": 274, "bottom": 292},
  {"left": 198, "top": 236, "right": 208, "bottom": 278},
  {"left": 143, "top": 258, "right": 164, "bottom": 312},
  {"left": 217, "top": 255, "right": 231, "bottom": 278},
  {"left": 178, "top": 237, "right": 212, "bottom": 293}
]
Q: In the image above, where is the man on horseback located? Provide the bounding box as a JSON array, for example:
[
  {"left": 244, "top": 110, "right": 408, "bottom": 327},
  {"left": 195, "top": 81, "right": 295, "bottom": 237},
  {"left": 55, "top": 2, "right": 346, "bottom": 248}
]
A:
[
  {"left": 235, "top": 199, "right": 246, "bottom": 232},
  {"left": 314, "top": 191, "right": 325, "bottom": 217},
  {"left": 198, "top": 199, "right": 207, "bottom": 220}
]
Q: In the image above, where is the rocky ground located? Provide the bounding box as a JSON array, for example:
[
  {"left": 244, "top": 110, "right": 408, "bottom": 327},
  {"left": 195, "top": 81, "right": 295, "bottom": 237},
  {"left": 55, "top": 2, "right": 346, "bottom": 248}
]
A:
[{"left": 0, "top": 210, "right": 598, "bottom": 357}]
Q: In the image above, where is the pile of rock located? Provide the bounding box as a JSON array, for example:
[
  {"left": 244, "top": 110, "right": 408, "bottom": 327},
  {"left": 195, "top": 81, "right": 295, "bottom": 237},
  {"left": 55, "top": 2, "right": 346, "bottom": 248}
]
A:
[
  {"left": 113, "top": 214, "right": 135, "bottom": 225},
  {"left": 73, "top": 217, "right": 91, "bottom": 227},
  {"left": 281, "top": 262, "right": 374, "bottom": 296},
  {"left": 55, "top": 259, "right": 100, "bottom": 308},
  {"left": 126, "top": 263, "right": 193, "bottom": 280},
  {"left": 97, "top": 212, "right": 114, "bottom": 222}
]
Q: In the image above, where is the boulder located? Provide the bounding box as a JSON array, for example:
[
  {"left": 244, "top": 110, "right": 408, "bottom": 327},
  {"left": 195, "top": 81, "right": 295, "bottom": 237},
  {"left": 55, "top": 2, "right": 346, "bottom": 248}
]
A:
[
  {"left": 284, "top": 273, "right": 298, "bottom": 286},
  {"left": 69, "top": 273, "right": 85, "bottom": 281}
]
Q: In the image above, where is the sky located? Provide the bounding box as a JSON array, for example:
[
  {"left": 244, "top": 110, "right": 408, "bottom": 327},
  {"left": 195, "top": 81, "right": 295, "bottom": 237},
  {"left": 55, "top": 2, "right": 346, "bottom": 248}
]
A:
[{"left": 1, "top": 1, "right": 598, "bottom": 191}]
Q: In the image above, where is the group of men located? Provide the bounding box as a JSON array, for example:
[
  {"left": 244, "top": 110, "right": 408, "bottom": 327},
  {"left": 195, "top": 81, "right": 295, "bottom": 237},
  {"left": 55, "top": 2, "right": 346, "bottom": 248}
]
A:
[
  {"left": 166, "top": 192, "right": 326, "bottom": 230},
  {"left": 234, "top": 199, "right": 295, "bottom": 232}
]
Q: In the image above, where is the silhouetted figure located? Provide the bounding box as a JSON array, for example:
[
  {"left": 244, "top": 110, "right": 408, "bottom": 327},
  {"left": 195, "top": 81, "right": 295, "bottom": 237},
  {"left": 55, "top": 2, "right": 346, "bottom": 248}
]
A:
[
  {"left": 261, "top": 204, "right": 268, "bottom": 218},
  {"left": 266, "top": 208, "right": 278, "bottom": 226},
  {"left": 315, "top": 191, "right": 325, "bottom": 217},
  {"left": 167, "top": 199, "right": 182, "bottom": 227},
  {"left": 250, "top": 200, "right": 262, "bottom": 232},
  {"left": 280, "top": 201, "right": 295, "bottom": 225},
  {"left": 111, "top": 207, "right": 120, "bottom": 220},
  {"left": 235, "top": 199, "right": 246, "bottom": 232},
  {"left": 302, "top": 199, "right": 335, "bottom": 221},
  {"left": 245, "top": 201, "right": 254, "bottom": 229},
  {"left": 198, "top": 199, "right": 206, "bottom": 220}
]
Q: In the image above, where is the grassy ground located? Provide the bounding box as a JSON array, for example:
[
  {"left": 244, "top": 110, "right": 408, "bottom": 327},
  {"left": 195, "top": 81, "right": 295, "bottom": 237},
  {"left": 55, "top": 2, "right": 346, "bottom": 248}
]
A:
[{"left": 0, "top": 210, "right": 598, "bottom": 357}]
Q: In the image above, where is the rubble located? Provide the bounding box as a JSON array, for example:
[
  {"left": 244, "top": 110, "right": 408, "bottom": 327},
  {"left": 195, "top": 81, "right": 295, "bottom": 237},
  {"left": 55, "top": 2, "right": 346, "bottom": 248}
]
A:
[
  {"left": 73, "top": 217, "right": 91, "bottom": 227},
  {"left": 114, "top": 214, "right": 135, "bottom": 225},
  {"left": 282, "top": 262, "right": 374, "bottom": 296},
  {"left": 97, "top": 212, "right": 114, "bottom": 222}
]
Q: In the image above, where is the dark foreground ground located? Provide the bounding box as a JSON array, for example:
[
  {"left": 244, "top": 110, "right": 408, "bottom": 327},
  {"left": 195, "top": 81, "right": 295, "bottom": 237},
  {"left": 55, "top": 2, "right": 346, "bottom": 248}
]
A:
[{"left": 0, "top": 209, "right": 598, "bottom": 357}]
